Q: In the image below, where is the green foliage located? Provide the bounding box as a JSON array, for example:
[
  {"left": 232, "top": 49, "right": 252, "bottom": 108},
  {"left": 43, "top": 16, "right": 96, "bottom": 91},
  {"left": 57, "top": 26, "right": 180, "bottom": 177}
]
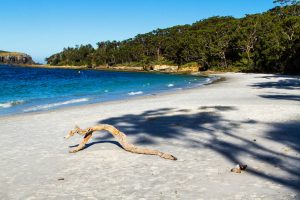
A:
[
  {"left": 210, "top": 65, "right": 242, "bottom": 73},
  {"left": 180, "top": 62, "right": 199, "bottom": 68},
  {"left": 273, "top": 0, "right": 299, "bottom": 6},
  {"left": 148, "top": 57, "right": 175, "bottom": 66},
  {"left": 46, "top": 5, "right": 300, "bottom": 74}
]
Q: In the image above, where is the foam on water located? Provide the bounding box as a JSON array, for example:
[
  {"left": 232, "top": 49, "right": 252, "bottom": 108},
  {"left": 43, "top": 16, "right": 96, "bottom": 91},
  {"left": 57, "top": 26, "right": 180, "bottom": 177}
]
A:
[
  {"left": 0, "top": 100, "right": 25, "bottom": 108},
  {"left": 128, "top": 91, "right": 143, "bottom": 96},
  {"left": 23, "top": 98, "right": 89, "bottom": 112}
]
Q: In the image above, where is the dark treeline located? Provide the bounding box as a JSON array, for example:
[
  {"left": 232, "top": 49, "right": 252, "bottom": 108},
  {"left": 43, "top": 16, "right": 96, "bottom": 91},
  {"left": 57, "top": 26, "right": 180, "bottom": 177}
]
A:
[{"left": 46, "top": 4, "right": 300, "bottom": 74}]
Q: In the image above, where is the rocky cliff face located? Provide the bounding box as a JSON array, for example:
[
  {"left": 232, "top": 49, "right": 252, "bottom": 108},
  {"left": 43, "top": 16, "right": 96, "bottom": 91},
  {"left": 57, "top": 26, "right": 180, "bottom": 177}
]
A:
[{"left": 0, "top": 51, "right": 35, "bottom": 65}]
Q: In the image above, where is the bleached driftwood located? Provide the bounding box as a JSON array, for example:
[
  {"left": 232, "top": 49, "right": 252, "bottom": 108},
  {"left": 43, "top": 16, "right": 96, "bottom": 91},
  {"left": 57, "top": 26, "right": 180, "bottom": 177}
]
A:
[{"left": 65, "top": 124, "right": 177, "bottom": 160}]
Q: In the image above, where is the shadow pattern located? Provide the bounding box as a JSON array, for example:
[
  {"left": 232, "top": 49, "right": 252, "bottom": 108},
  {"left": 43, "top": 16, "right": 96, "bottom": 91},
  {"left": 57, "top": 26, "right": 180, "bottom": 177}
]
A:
[
  {"left": 252, "top": 75, "right": 300, "bottom": 103},
  {"left": 259, "top": 94, "right": 300, "bottom": 101},
  {"left": 252, "top": 76, "right": 300, "bottom": 90},
  {"left": 72, "top": 106, "right": 300, "bottom": 192}
]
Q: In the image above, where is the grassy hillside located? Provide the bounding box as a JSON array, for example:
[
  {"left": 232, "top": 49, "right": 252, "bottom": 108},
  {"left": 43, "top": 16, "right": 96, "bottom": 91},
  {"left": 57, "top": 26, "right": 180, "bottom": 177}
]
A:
[{"left": 0, "top": 51, "right": 26, "bottom": 56}]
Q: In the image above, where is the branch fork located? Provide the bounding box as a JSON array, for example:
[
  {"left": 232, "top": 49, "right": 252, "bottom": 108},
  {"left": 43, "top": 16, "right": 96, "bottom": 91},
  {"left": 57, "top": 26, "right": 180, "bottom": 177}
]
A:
[{"left": 65, "top": 124, "right": 177, "bottom": 160}]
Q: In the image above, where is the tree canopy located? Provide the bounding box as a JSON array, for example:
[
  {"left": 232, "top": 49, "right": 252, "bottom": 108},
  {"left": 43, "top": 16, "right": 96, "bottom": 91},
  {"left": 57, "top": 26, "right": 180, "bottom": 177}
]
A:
[{"left": 46, "top": 5, "right": 300, "bottom": 74}]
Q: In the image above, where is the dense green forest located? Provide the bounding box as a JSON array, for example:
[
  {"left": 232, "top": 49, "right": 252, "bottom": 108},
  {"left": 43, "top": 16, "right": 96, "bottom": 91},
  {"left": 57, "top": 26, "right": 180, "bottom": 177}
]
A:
[{"left": 46, "top": 4, "right": 300, "bottom": 74}]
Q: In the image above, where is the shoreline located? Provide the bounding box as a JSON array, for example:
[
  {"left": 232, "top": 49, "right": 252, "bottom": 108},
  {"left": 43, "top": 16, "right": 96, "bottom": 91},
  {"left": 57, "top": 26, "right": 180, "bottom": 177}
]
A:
[
  {"left": 0, "top": 72, "right": 299, "bottom": 199},
  {"left": 11, "top": 63, "right": 222, "bottom": 76},
  {"left": 0, "top": 74, "right": 224, "bottom": 119}
]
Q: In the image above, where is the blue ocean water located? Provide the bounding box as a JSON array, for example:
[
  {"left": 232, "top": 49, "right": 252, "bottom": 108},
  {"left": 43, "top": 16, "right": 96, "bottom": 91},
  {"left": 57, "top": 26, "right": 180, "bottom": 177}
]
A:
[{"left": 0, "top": 65, "right": 216, "bottom": 116}]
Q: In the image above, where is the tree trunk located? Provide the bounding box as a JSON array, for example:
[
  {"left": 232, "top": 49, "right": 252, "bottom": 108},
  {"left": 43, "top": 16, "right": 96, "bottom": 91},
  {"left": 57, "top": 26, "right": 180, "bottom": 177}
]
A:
[
  {"left": 246, "top": 45, "right": 252, "bottom": 67},
  {"left": 66, "top": 124, "right": 177, "bottom": 160},
  {"left": 221, "top": 51, "right": 227, "bottom": 68},
  {"left": 157, "top": 47, "right": 160, "bottom": 61}
]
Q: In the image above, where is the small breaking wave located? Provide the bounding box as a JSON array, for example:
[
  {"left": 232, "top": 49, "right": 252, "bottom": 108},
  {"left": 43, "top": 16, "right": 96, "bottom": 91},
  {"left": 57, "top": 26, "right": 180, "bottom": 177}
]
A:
[
  {"left": 167, "top": 84, "right": 174, "bottom": 87},
  {"left": 23, "top": 98, "right": 89, "bottom": 112},
  {"left": 203, "top": 76, "right": 219, "bottom": 85},
  {"left": 0, "top": 100, "right": 25, "bottom": 108},
  {"left": 128, "top": 91, "right": 143, "bottom": 96}
]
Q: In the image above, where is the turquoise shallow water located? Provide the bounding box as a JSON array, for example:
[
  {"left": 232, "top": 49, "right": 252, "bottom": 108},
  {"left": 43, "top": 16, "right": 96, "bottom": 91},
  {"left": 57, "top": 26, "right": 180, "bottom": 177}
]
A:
[{"left": 0, "top": 64, "right": 216, "bottom": 116}]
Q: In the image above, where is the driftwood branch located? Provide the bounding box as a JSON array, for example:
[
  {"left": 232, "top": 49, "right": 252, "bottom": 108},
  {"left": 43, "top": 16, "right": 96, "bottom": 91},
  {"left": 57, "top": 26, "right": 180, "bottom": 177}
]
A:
[{"left": 65, "top": 124, "right": 177, "bottom": 160}]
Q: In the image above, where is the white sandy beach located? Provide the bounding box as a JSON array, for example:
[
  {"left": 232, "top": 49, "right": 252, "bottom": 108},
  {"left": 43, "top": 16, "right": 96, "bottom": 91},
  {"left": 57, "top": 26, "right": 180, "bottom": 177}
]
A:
[{"left": 0, "top": 73, "right": 299, "bottom": 199}]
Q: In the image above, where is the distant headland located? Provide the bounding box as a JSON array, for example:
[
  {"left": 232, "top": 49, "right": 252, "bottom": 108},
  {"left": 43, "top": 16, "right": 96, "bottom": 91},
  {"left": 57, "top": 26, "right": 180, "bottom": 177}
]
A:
[{"left": 0, "top": 51, "right": 35, "bottom": 65}]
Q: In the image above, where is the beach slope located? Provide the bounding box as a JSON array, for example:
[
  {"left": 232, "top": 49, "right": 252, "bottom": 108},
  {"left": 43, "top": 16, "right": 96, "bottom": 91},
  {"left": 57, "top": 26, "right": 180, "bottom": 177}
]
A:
[{"left": 0, "top": 73, "right": 299, "bottom": 199}]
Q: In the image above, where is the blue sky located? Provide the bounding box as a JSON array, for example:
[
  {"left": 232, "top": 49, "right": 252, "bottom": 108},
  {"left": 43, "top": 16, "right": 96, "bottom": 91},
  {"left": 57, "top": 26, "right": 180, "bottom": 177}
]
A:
[{"left": 0, "top": 0, "right": 276, "bottom": 63}]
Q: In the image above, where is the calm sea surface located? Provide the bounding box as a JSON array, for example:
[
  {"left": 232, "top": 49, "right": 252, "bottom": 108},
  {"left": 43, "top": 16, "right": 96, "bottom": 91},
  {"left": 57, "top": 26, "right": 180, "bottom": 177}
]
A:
[{"left": 0, "top": 65, "right": 216, "bottom": 116}]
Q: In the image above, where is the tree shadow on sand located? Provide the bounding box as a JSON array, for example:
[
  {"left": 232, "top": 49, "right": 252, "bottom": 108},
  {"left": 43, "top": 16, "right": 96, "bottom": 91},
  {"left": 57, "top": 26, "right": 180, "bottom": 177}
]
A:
[
  {"left": 259, "top": 94, "right": 300, "bottom": 101},
  {"left": 74, "top": 106, "right": 300, "bottom": 192},
  {"left": 252, "top": 75, "right": 300, "bottom": 102},
  {"left": 252, "top": 75, "right": 300, "bottom": 90}
]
